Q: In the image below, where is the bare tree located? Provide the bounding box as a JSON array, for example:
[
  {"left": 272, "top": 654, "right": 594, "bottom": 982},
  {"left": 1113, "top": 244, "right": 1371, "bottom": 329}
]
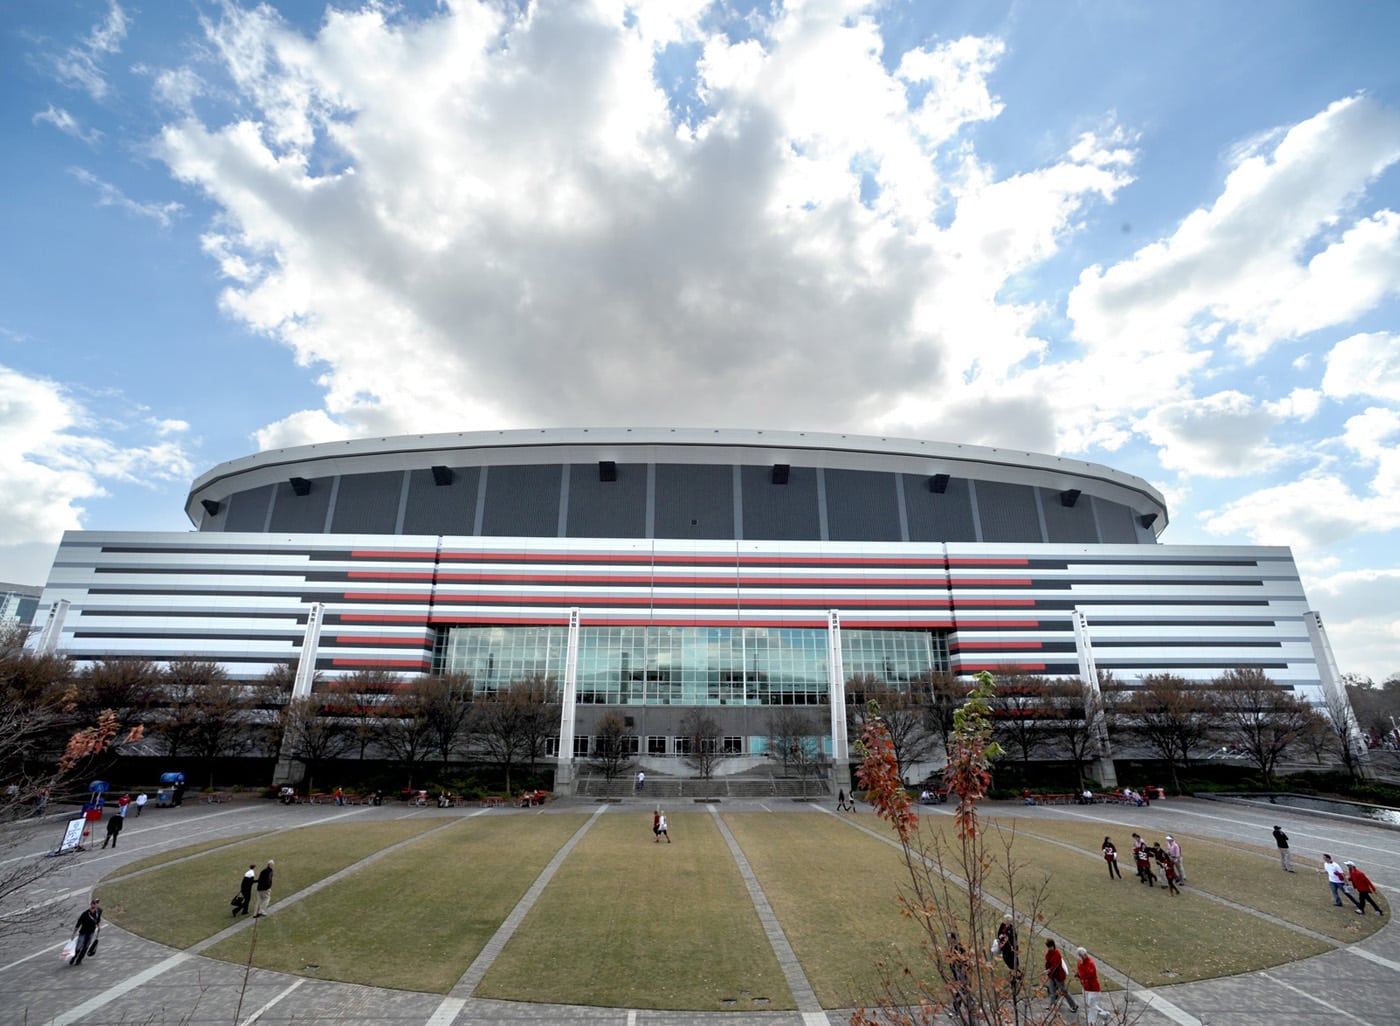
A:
[
  {"left": 327, "top": 669, "right": 401, "bottom": 759},
  {"left": 507, "top": 673, "right": 561, "bottom": 774},
  {"left": 1212, "top": 668, "right": 1317, "bottom": 787},
  {"left": 281, "top": 696, "right": 353, "bottom": 794},
  {"left": 377, "top": 679, "right": 438, "bottom": 789},
  {"left": 591, "top": 711, "right": 634, "bottom": 780},
  {"left": 1320, "top": 686, "right": 1367, "bottom": 780},
  {"left": 990, "top": 673, "right": 1058, "bottom": 775},
  {"left": 1117, "top": 673, "right": 1216, "bottom": 794},
  {"left": 472, "top": 678, "right": 547, "bottom": 794},
  {"left": 679, "top": 709, "right": 723, "bottom": 779},
  {"left": 847, "top": 673, "right": 940, "bottom": 783},
  {"left": 767, "top": 707, "right": 821, "bottom": 776},
  {"left": 922, "top": 670, "right": 970, "bottom": 757},
  {"left": 1044, "top": 678, "right": 1100, "bottom": 789},
  {"left": 420, "top": 673, "right": 474, "bottom": 771}
]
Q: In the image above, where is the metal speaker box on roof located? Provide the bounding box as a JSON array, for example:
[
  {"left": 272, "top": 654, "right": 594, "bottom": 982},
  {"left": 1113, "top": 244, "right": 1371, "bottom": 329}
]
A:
[
  {"left": 200, "top": 499, "right": 220, "bottom": 516},
  {"left": 599, "top": 461, "right": 617, "bottom": 482},
  {"left": 1060, "top": 489, "right": 1081, "bottom": 507},
  {"left": 771, "top": 464, "right": 790, "bottom": 484},
  {"left": 289, "top": 477, "right": 311, "bottom": 496},
  {"left": 431, "top": 465, "right": 453, "bottom": 486},
  {"left": 929, "top": 473, "right": 950, "bottom": 493}
]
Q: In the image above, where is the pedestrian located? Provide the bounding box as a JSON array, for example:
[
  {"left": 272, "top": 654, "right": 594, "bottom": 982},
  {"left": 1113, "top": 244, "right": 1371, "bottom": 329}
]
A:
[
  {"left": 69, "top": 898, "right": 102, "bottom": 965},
  {"left": 947, "top": 931, "right": 970, "bottom": 1019},
  {"left": 233, "top": 863, "right": 256, "bottom": 916},
  {"left": 1322, "top": 854, "right": 1348, "bottom": 907},
  {"left": 134, "top": 792, "right": 148, "bottom": 816},
  {"left": 637, "top": 770, "right": 645, "bottom": 792},
  {"left": 1345, "top": 860, "right": 1385, "bottom": 916},
  {"left": 101, "top": 812, "right": 124, "bottom": 849},
  {"left": 993, "top": 914, "right": 1020, "bottom": 994},
  {"left": 334, "top": 787, "right": 344, "bottom": 807},
  {"left": 1101, "top": 836, "right": 1121, "bottom": 879},
  {"left": 836, "top": 788, "right": 851, "bottom": 812},
  {"left": 117, "top": 793, "right": 131, "bottom": 817},
  {"left": 1075, "top": 947, "right": 1111, "bottom": 1023},
  {"left": 1158, "top": 847, "right": 1180, "bottom": 896},
  {"left": 1273, "top": 826, "right": 1294, "bottom": 872},
  {"left": 1132, "top": 834, "right": 1155, "bottom": 886},
  {"left": 254, "top": 859, "right": 275, "bottom": 916},
  {"left": 1166, "top": 834, "right": 1185, "bottom": 883},
  {"left": 1045, "top": 939, "right": 1078, "bottom": 1014},
  {"left": 655, "top": 812, "right": 670, "bottom": 843}
]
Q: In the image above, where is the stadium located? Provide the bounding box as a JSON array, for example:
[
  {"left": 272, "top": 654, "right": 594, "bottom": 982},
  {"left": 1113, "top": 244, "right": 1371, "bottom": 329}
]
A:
[{"left": 30, "top": 427, "right": 1348, "bottom": 789}]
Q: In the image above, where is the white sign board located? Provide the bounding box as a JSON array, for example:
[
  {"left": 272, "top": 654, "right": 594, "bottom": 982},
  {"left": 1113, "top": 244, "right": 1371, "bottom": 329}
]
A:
[{"left": 57, "top": 817, "right": 86, "bottom": 855}]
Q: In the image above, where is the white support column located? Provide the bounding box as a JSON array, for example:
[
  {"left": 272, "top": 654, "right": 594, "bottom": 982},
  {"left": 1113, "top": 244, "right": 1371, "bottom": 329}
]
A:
[
  {"left": 33, "top": 599, "right": 70, "bottom": 654},
  {"left": 827, "top": 610, "right": 852, "bottom": 792},
  {"left": 1073, "top": 608, "right": 1117, "bottom": 787},
  {"left": 556, "top": 608, "right": 581, "bottom": 790},
  {"left": 292, "top": 603, "right": 325, "bottom": 699},
  {"left": 1306, "top": 611, "right": 1369, "bottom": 764}
]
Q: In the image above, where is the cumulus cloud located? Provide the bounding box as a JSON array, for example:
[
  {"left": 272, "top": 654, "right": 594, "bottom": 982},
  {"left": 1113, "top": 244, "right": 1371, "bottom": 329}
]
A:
[
  {"left": 1135, "top": 390, "right": 1299, "bottom": 477},
  {"left": 1069, "top": 95, "right": 1400, "bottom": 366},
  {"left": 0, "top": 364, "right": 196, "bottom": 549},
  {"left": 150, "top": 0, "right": 1134, "bottom": 449},
  {"left": 1304, "top": 568, "right": 1400, "bottom": 681},
  {"left": 1323, "top": 332, "right": 1400, "bottom": 401}
]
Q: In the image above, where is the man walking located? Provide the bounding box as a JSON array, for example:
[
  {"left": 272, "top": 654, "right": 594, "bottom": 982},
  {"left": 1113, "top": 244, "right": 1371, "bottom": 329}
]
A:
[
  {"left": 134, "top": 791, "right": 148, "bottom": 816},
  {"left": 1273, "top": 826, "right": 1293, "bottom": 871},
  {"left": 234, "top": 863, "right": 256, "bottom": 916},
  {"left": 70, "top": 898, "right": 102, "bottom": 965},
  {"left": 1166, "top": 834, "right": 1185, "bottom": 883},
  {"left": 1044, "top": 939, "right": 1078, "bottom": 1015},
  {"left": 101, "top": 812, "right": 124, "bottom": 849},
  {"left": 1346, "top": 861, "right": 1385, "bottom": 916},
  {"left": 1323, "top": 854, "right": 1348, "bottom": 907},
  {"left": 254, "top": 860, "right": 275, "bottom": 917}
]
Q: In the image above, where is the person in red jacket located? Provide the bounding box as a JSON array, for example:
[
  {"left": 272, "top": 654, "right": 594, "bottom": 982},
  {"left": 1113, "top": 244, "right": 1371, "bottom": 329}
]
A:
[
  {"left": 1044, "top": 939, "right": 1078, "bottom": 1015},
  {"left": 1346, "top": 860, "right": 1385, "bottom": 916},
  {"left": 1075, "top": 947, "right": 1111, "bottom": 1023}
]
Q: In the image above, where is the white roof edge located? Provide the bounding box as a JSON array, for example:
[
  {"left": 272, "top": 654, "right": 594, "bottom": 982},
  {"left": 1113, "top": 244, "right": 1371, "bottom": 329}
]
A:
[{"left": 185, "top": 426, "right": 1167, "bottom": 524}]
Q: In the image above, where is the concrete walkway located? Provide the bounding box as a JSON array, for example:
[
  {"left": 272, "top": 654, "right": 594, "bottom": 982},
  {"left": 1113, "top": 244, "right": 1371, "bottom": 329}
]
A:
[{"left": 2, "top": 795, "right": 1397, "bottom": 1025}]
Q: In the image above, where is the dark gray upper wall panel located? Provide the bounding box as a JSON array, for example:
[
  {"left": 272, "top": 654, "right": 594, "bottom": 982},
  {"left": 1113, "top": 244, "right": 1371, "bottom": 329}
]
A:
[
  {"left": 976, "top": 480, "right": 1042, "bottom": 543},
  {"left": 269, "top": 478, "right": 332, "bottom": 533},
  {"left": 740, "top": 465, "right": 820, "bottom": 541},
  {"left": 330, "top": 471, "right": 403, "bottom": 535},
  {"left": 568, "top": 462, "right": 647, "bottom": 538},
  {"left": 905, "top": 474, "right": 977, "bottom": 542},
  {"left": 403, "top": 466, "right": 479, "bottom": 536},
  {"left": 654, "top": 464, "right": 734, "bottom": 540},
  {"left": 1097, "top": 497, "right": 1141, "bottom": 544},
  {"left": 1040, "top": 486, "right": 1099, "bottom": 544},
  {"left": 825, "top": 468, "right": 902, "bottom": 542},
  {"left": 482, "top": 464, "right": 562, "bottom": 537},
  {"left": 222, "top": 484, "right": 275, "bottom": 532}
]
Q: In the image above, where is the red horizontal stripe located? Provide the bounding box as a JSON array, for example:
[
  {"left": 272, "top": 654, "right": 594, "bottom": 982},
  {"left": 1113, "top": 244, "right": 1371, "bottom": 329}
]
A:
[
  {"left": 947, "top": 578, "right": 1033, "bottom": 586},
  {"left": 330, "top": 658, "right": 430, "bottom": 668},
  {"left": 432, "top": 551, "right": 950, "bottom": 567},
  {"left": 952, "top": 641, "right": 1044, "bottom": 650},
  {"left": 332, "top": 635, "right": 430, "bottom": 645},
  {"left": 958, "top": 662, "right": 1047, "bottom": 671}
]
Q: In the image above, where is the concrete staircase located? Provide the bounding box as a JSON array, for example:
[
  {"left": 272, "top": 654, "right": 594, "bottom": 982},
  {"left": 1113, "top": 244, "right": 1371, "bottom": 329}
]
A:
[{"left": 571, "top": 770, "right": 829, "bottom": 801}]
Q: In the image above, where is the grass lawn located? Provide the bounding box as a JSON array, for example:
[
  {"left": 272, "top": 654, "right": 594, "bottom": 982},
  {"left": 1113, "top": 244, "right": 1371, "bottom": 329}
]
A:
[
  {"left": 477, "top": 811, "right": 793, "bottom": 1010},
  {"left": 723, "top": 811, "right": 926, "bottom": 1009},
  {"left": 100, "top": 820, "right": 442, "bottom": 949},
  {"left": 205, "top": 813, "right": 589, "bottom": 992},
  {"left": 100, "top": 806, "right": 1379, "bottom": 1009},
  {"left": 114, "top": 834, "right": 263, "bottom": 875}
]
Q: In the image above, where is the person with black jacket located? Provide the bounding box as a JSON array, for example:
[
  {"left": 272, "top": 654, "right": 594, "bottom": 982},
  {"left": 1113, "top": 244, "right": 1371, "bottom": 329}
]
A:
[
  {"left": 70, "top": 898, "right": 102, "bottom": 965},
  {"left": 254, "top": 860, "right": 275, "bottom": 917},
  {"left": 233, "top": 864, "right": 256, "bottom": 916}
]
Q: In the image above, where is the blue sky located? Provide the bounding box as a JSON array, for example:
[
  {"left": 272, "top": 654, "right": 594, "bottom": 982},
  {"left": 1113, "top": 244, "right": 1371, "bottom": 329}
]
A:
[{"left": 2, "top": 0, "right": 1397, "bottom": 682}]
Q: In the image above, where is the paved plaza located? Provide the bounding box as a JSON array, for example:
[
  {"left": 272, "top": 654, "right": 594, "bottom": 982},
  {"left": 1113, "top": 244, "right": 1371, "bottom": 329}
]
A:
[{"left": 3, "top": 794, "right": 1398, "bottom": 1026}]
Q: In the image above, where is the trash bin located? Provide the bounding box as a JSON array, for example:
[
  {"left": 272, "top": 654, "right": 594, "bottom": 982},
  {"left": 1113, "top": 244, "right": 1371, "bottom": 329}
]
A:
[{"left": 156, "top": 788, "right": 174, "bottom": 807}]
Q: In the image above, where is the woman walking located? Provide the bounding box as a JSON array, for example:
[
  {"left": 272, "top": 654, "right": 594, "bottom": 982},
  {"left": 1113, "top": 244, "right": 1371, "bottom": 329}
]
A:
[{"left": 1102, "top": 837, "right": 1121, "bottom": 879}]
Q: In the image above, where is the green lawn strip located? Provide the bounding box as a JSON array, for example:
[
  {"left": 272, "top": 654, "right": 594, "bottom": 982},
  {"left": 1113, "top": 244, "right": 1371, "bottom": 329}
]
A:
[
  {"left": 723, "top": 811, "right": 931, "bottom": 1010},
  {"left": 966, "top": 816, "right": 1331, "bottom": 986},
  {"left": 100, "top": 820, "right": 441, "bottom": 949},
  {"left": 993, "top": 816, "right": 1386, "bottom": 943},
  {"left": 477, "top": 811, "right": 793, "bottom": 1011},
  {"left": 205, "top": 814, "right": 589, "bottom": 992},
  {"left": 113, "top": 834, "right": 263, "bottom": 875}
]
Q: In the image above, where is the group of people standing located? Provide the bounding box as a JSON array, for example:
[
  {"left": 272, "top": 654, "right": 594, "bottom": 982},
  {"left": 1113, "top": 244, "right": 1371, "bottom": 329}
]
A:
[
  {"left": 1101, "top": 833, "right": 1184, "bottom": 894},
  {"left": 231, "top": 860, "right": 276, "bottom": 917}
]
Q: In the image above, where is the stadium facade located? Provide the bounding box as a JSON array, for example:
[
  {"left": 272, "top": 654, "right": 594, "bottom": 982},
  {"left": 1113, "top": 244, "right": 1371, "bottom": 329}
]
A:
[{"left": 30, "top": 428, "right": 1349, "bottom": 787}]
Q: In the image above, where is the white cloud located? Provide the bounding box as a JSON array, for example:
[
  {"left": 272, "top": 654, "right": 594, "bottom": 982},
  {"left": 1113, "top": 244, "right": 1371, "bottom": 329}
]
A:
[
  {"left": 1134, "top": 390, "right": 1293, "bottom": 477},
  {"left": 1304, "top": 568, "right": 1400, "bottom": 681},
  {"left": 33, "top": 105, "right": 103, "bottom": 145},
  {"left": 1323, "top": 332, "right": 1400, "bottom": 401},
  {"left": 69, "top": 168, "right": 183, "bottom": 228},
  {"left": 1203, "top": 472, "right": 1400, "bottom": 552},
  {"left": 152, "top": 0, "right": 1134, "bottom": 451},
  {"left": 52, "top": 0, "right": 129, "bottom": 101},
  {"left": 1069, "top": 95, "right": 1400, "bottom": 365},
  {"left": 0, "top": 364, "right": 196, "bottom": 551}
]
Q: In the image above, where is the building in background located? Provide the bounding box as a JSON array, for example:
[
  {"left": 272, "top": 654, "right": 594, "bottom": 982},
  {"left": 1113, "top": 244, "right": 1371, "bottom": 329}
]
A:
[
  {"left": 29, "top": 428, "right": 1347, "bottom": 787},
  {"left": 2, "top": 582, "right": 41, "bottom": 630}
]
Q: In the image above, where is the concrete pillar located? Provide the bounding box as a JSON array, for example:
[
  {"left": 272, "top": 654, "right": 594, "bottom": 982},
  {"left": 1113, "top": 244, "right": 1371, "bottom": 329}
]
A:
[{"left": 555, "top": 608, "right": 581, "bottom": 791}]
